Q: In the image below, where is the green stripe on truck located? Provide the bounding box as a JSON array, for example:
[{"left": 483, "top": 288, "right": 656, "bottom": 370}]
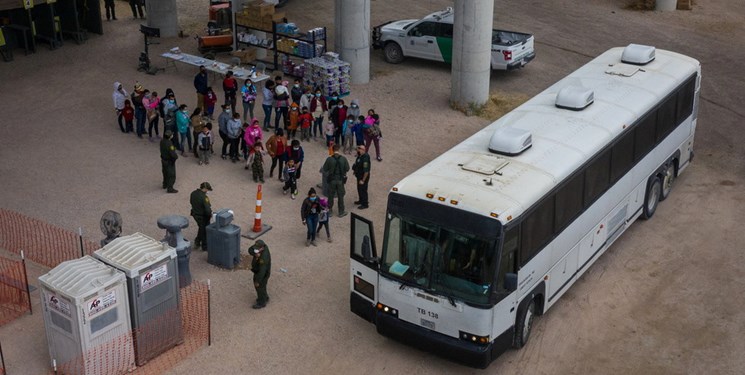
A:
[{"left": 436, "top": 37, "right": 453, "bottom": 64}]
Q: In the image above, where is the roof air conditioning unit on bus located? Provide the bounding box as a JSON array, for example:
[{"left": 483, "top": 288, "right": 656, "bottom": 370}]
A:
[
  {"left": 555, "top": 86, "right": 594, "bottom": 110},
  {"left": 621, "top": 44, "right": 656, "bottom": 65},
  {"left": 489, "top": 127, "right": 532, "bottom": 156}
]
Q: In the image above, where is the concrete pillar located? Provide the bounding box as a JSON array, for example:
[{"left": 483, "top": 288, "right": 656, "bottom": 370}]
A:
[
  {"left": 450, "top": 0, "right": 494, "bottom": 108},
  {"left": 145, "top": 0, "right": 179, "bottom": 38},
  {"left": 335, "top": 0, "right": 370, "bottom": 84}
]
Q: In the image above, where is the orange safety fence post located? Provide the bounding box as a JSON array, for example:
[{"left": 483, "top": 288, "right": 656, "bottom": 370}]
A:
[
  {"left": 20, "top": 250, "right": 32, "bottom": 315},
  {"left": 243, "top": 184, "right": 272, "bottom": 239}
]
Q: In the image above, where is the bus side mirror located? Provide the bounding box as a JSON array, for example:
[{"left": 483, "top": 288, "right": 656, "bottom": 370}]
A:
[{"left": 504, "top": 273, "right": 517, "bottom": 292}]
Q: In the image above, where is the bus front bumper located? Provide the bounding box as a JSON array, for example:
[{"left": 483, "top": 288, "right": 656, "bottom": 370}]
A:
[{"left": 376, "top": 311, "right": 513, "bottom": 369}]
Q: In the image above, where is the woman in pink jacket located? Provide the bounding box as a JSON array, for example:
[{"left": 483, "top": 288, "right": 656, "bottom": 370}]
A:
[
  {"left": 142, "top": 91, "right": 161, "bottom": 141},
  {"left": 244, "top": 118, "right": 263, "bottom": 168}
]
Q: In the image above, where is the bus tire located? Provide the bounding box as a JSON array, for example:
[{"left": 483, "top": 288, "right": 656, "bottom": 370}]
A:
[
  {"left": 383, "top": 42, "right": 404, "bottom": 64},
  {"left": 642, "top": 177, "right": 662, "bottom": 220},
  {"left": 513, "top": 299, "right": 535, "bottom": 349},
  {"left": 660, "top": 162, "right": 676, "bottom": 201}
]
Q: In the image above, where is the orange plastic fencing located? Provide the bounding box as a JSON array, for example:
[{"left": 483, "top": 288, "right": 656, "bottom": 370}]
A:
[
  {"left": 0, "top": 209, "right": 99, "bottom": 268},
  {"left": 0, "top": 256, "right": 31, "bottom": 326},
  {"left": 51, "top": 281, "right": 210, "bottom": 375}
]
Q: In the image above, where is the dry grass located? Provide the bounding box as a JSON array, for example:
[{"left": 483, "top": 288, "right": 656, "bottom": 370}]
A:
[
  {"left": 452, "top": 91, "right": 529, "bottom": 120},
  {"left": 479, "top": 91, "right": 530, "bottom": 121},
  {"left": 625, "top": 0, "right": 656, "bottom": 10}
]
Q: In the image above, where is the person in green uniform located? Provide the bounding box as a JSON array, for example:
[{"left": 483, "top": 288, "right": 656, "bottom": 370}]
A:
[
  {"left": 190, "top": 182, "right": 213, "bottom": 251},
  {"left": 352, "top": 145, "right": 371, "bottom": 209},
  {"left": 160, "top": 130, "right": 179, "bottom": 193},
  {"left": 322, "top": 144, "right": 350, "bottom": 217},
  {"left": 249, "top": 240, "right": 271, "bottom": 309}
]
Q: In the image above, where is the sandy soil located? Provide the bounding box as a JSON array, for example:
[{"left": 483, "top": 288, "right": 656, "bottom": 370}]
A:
[{"left": 1, "top": 0, "right": 744, "bottom": 374}]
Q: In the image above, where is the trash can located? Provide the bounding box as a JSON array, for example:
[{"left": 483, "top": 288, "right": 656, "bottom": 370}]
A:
[
  {"left": 94, "top": 233, "right": 184, "bottom": 366},
  {"left": 157, "top": 215, "right": 192, "bottom": 287},
  {"left": 206, "top": 209, "right": 242, "bottom": 269},
  {"left": 39, "top": 256, "right": 135, "bottom": 375}
]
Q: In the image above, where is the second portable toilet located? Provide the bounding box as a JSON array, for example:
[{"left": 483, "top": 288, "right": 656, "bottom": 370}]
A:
[
  {"left": 39, "top": 256, "right": 135, "bottom": 375},
  {"left": 94, "top": 232, "right": 183, "bottom": 366}
]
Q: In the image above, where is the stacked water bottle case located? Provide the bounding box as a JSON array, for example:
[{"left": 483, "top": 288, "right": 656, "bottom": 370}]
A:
[{"left": 304, "top": 53, "right": 352, "bottom": 98}]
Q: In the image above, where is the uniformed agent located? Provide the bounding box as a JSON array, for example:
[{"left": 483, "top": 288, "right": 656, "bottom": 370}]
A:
[
  {"left": 249, "top": 240, "right": 271, "bottom": 309},
  {"left": 322, "top": 144, "right": 350, "bottom": 217},
  {"left": 160, "top": 130, "right": 179, "bottom": 193},
  {"left": 190, "top": 182, "right": 213, "bottom": 251},
  {"left": 353, "top": 145, "right": 371, "bottom": 209}
]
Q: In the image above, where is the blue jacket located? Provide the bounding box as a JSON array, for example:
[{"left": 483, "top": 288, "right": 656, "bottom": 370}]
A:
[
  {"left": 193, "top": 72, "right": 208, "bottom": 95},
  {"left": 351, "top": 122, "right": 365, "bottom": 144},
  {"left": 176, "top": 110, "right": 190, "bottom": 134}
]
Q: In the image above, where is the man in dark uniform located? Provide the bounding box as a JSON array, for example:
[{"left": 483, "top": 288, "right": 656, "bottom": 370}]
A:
[
  {"left": 353, "top": 145, "right": 371, "bottom": 209},
  {"left": 322, "top": 144, "right": 350, "bottom": 217},
  {"left": 160, "top": 130, "right": 179, "bottom": 193},
  {"left": 190, "top": 182, "right": 213, "bottom": 251},
  {"left": 249, "top": 240, "right": 271, "bottom": 309}
]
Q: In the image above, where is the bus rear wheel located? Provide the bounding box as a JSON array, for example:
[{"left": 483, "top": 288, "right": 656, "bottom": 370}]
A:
[
  {"left": 642, "top": 177, "right": 662, "bottom": 220},
  {"left": 660, "top": 163, "right": 676, "bottom": 201},
  {"left": 513, "top": 299, "right": 535, "bottom": 349}
]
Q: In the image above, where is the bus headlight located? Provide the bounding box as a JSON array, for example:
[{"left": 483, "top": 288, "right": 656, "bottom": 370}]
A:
[
  {"left": 459, "top": 331, "right": 490, "bottom": 345},
  {"left": 376, "top": 302, "right": 398, "bottom": 318}
]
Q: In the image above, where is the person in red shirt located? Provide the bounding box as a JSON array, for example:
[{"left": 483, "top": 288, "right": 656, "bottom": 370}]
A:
[
  {"left": 222, "top": 71, "right": 239, "bottom": 113},
  {"left": 205, "top": 87, "right": 218, "bottom": 120},
  {"left": 298, "top": 106, "right": 313, "bottom": 141},
  {"left": 122, "top": 99, "right": 135, "bottom": 133}
]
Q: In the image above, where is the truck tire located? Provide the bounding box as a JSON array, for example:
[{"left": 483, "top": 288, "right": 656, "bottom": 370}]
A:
[{"left": 384, "top": 42, "right": 404, "bottom": 64}]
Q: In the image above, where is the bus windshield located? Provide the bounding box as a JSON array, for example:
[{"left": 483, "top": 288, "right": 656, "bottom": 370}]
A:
[{"left": 381, "top": 213, "right": 498, "bottom": 305}]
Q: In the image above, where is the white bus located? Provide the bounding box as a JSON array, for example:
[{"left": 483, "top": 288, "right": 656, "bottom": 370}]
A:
[{"left": 349, "top": 44, "right": 700, "bottom": 368}]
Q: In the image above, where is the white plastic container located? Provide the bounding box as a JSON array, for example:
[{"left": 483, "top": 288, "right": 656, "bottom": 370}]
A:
[
  {"left": 94, "top": 232, "right": 183, "bottom": 366},
  {"left": 39, "top": 256, "right": 135, "bottom": 375}
]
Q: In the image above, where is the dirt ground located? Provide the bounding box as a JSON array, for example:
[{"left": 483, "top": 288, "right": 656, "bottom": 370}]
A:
[{"left": 1, "top": 0, "right": 744, "bottom": 374}]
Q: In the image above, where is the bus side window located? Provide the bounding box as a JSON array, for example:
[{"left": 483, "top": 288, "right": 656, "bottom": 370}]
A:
[{"left": 497, "top": 228, "right": 518, "bottom": 293}]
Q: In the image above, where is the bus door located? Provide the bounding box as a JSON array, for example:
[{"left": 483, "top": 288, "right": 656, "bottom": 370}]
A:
[{"left": 350, "top": 213, "right": 379, "bottom": 323}]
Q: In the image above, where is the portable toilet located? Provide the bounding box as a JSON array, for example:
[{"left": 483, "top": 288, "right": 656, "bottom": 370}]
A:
[
  {"left": 39, "top": 256, "right": 135, "bottom": 375},
  {"left": 94, "top": 232, "right": 183, "bottom": 366}
]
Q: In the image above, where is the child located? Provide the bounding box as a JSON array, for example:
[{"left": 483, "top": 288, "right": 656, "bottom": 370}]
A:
[
  {"left": 205, "top": 87, "right": 218, "bottom": 120},
  {"left": 282, "top": 159, "right": 299, "bottom": 199},
  {"left": 316, "top": 197, "right": 331, "bottom": 242},
  {"left": 197, "top": 125, "right": 213, "bottom": 165},
  {"left": 342, "top": 114, "right": 355, "bottom": 154},
  {"left": 122, "top": 99, "right": 135, "bottom": 133},
  {"left": 250, "top": 141, "right": 266, "bottom": 183},
  {"left": 288, "top": 102, "right": 300, "bottom": 140},
  {"left": 324, "top": 121, "right": 335, "bottom": 147},
  {"left": 352, "top": 115, "right": 365, "bottom": 146},
  {"left": 298, "top": 106, "right": 313, "bottom": 141},
  {"left": 243, "top": 119, "right": 263, "bottom": 168}
]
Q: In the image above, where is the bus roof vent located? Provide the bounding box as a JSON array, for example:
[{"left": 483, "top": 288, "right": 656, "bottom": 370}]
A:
[
  {"left": 555, "top": 86, "right": 594, "bottom": 110},
  {"left": 621, "top": 44, "right": 656, "bottom": 65},
  {"left": 489, "top": 127, "right": 532, "bottom": 156}
]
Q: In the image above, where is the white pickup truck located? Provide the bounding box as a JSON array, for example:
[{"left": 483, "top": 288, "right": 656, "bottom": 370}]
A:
[{"left": 372, "top": 7, "right": 536, "bottom": 71}]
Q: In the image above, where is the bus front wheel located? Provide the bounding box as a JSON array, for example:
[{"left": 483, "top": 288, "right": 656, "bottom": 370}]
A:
[
  {"left": 513, "top": 299, "right": 535, "bottom": 349},
  {"left": 642, "top": 177, "right": 662, "bottom": 220}
]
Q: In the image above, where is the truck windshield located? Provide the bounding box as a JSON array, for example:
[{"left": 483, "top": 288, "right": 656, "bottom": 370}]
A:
[{"left": 381, "top": 213, "right": 498, "bottom": 306}]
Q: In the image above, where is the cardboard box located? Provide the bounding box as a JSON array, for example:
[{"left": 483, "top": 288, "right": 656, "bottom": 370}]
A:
[
  {"left": 272, "top": 11, "right": 286, "bottom": 22},
  {"left": 245, "top": 1, "right": 275, "bottom": 17},
  {"left": 232, "top": 48, "right": 257, "bottom": 64}
]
